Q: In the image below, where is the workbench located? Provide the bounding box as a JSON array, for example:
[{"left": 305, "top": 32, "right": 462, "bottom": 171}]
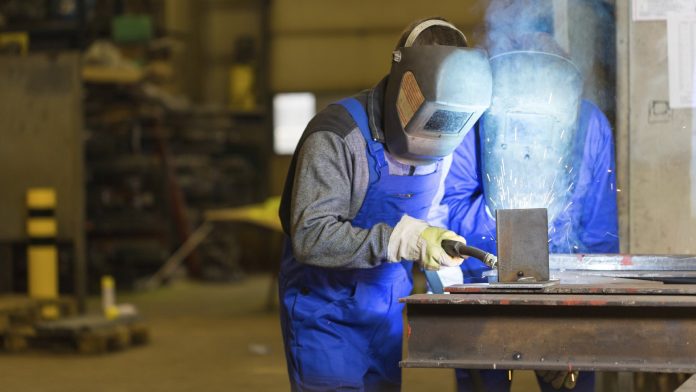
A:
[{"left": 401, "top": 282, "right": 696, "bottom": 373}]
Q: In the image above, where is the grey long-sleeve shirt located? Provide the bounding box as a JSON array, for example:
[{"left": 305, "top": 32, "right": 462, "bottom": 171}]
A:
[{"left": 278, "top": 78, "right": 440, "bottom": 269}]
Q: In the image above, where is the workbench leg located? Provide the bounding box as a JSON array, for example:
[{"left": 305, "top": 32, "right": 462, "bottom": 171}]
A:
[{"left": 617, "top": 372, "right": 635, "bottom": 392}]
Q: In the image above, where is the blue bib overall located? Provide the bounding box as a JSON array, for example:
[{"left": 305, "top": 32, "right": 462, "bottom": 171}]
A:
[{"left": 279, "top": 98, "right": 442, "bottom": 391}]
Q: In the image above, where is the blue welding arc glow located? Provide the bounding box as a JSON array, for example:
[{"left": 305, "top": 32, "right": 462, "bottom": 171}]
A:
[{"left": 481, "top": 51, "right": 583, "bottom": 224}]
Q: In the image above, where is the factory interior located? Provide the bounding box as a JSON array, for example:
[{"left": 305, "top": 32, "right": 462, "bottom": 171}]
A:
[{"left": 2, "top": 0, "right": 696, "bottom": 391}]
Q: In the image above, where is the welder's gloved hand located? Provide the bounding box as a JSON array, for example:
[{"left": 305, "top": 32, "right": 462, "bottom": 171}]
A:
[
  {"left": 535, "top": 370, "right": 579, "bottom": 390},
  {"left": 388, "top": 215, "right": 466, "bottom": 271}
]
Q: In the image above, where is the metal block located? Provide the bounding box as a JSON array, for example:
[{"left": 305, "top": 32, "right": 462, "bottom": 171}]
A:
[{"left": 496, "top": 208, "right": 549, "bottom": 282}]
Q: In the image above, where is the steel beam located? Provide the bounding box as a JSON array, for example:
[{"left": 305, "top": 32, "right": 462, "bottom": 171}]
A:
[{"left": 401, "top": 293, "right": 696, "bottom": 373}]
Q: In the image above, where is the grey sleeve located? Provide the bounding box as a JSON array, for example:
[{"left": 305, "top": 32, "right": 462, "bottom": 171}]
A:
[{"left": 289, "top": 130, "right": 393, "bottom": 269}]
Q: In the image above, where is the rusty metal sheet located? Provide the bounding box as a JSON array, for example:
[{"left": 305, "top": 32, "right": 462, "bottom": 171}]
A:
[
  {"left": 549, "top": 271, "right": 694, "bottom": 285},
  {"left": 446, "top": 283, "right": 696, "bottom": 296},
  {"left": 556, "top": 271, "right": 696, "bottom": 284},
  {"left": 401, "top": 294, "right": 696, "bottom": 372},
  {"left": 488, "top": 280, "right": 559, "bottom": 289},
  {"left": 496, "top": 209, "right": 549, "bottom": 282},
  {"left": 403, "top": 293, "right": 696, "bottom": 307}
]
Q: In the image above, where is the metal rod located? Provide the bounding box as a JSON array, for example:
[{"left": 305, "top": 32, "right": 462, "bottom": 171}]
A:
[{"left": 550, "top": 254, "right": 696, "bottom": 271}]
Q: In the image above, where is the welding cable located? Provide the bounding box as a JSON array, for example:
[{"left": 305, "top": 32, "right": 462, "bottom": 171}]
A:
[{"left": 441, "top": 239, "right": 498, "bottom": 268}]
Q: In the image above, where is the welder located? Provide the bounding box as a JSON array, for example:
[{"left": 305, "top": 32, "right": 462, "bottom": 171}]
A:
[
  {"left": 436, "top": 33, "right": 619, "bottom": 392},
  {"left": 277, "top": 17, "right": 493, "bottom": 391}
]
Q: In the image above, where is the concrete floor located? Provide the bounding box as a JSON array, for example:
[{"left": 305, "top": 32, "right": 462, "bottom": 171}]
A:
[{"left": 0, "top": 275, "right": 539, "bottom": 391}]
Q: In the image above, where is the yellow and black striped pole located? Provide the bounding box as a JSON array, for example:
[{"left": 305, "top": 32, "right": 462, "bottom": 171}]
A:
[{"left": 26, "top": 188, "right": 59, "bottom": 319}]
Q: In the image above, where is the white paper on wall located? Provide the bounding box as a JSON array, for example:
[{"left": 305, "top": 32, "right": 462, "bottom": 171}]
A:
[
  {"left": 634, "top": 0, "right": 696, "bottom": 21},
  {"left": 668, "top": 13, "right": 696, "bottom": 108}
]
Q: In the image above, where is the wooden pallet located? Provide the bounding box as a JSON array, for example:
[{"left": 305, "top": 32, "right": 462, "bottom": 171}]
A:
[
  {"left": 30, "top": 314, "right": 150, "bottom": 354},
  {"left": 0, "top": 295, "right": 148, "bottom": 354},
  {"left": 67, "top": 322, "right": 149, "bottom": 354},
  {"left": 0, "top": 295, "right": 77, "bottom": 335},
  {"left": 0, "top": 296, "right": 35, "bottom": 337}
]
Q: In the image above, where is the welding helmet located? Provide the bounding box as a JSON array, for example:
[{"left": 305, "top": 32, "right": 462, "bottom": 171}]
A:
[
  {"left": 480, "top": 51, "right": 583, "bottom": 223},
  {"left": 384, "top": 20, "right": 493, "bottom": 165}
]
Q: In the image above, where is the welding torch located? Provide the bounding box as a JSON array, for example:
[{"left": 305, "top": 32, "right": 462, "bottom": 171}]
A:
[{"left": 441, "top": 239, "right": 498, "bottom": 269}]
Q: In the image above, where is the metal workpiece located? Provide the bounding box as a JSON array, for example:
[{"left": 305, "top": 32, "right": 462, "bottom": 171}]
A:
[
  {"left": 486, "top": 280, "right": 559, "bottom": 289},
  {"left": 401, "top": 292, "right": 696, "bottom": 372},
  {"left": 446, "top": 283, "right": 696, "bottom": 296},
  {"left": 577, "top": 271, "right": 696, "bottom": 282},
  {"left": 548, "top": 254, "right": 696, "bottom": 282},
  {"left": 496, "top": 208, "right": 550, "bottom": 283},
  {"left": 550, "top": 253, "right": 696, "bottom": 271},
  {"left": 414, "top": 209, "right": 696, "bottom": 373}
]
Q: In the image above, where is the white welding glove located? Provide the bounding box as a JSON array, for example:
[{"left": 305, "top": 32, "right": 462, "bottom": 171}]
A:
[{"left": 387, "top": 215, "right": 466, "bottom": 271}]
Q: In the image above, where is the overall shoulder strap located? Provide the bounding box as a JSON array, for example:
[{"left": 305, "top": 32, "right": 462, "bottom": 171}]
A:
[{"left": 336, "top": 98, "right": 385, "bottom": 162}]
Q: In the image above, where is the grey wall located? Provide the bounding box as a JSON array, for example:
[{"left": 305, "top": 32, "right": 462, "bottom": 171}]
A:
[
  {"left": 0, "top": 54, "right": 84, "bottom": 243},
  {"left": 0, "top": 54, "right": 85, "bottom": 299},
  {"left": 267, "top": 1, "right": 489, "bottom": 194},
  {"left": 270, "top": 0, "right": 488, "bottom": 94},
  {"left": 165, "top": 0, "right": 264, "bottom": 105},
  {"left": 616, "top": 1, "right": 696, "bottom": 254}
]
